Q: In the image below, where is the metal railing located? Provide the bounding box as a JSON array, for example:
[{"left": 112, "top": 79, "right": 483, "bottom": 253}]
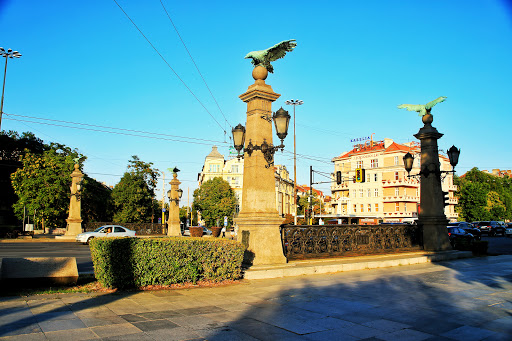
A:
[{"left": 281, "top": 224, "right": 422, "bottom": 259}]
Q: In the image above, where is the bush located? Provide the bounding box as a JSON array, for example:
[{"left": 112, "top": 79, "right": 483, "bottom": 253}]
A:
[
  {"left": 471, "top": 240, "right": 488, "bottom": 255},
  {"left": 89, "top": 237, "right": 245, "bottom": 289}
]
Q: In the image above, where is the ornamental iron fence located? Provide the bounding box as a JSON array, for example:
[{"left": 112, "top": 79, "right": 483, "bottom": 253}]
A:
[
  {"left": 281, "top": 224, "right": 422, "bottom": 260},
  {"left": 83, "top": 222, "right": 165, "bottom": 236}
]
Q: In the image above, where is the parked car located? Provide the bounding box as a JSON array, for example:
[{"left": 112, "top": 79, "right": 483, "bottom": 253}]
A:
[
  {"left": 475, "top": 221, "right": 505, "bottom": 236},
  {"left": 76, "top": 225, "right": 136, "bottom": 244},
  {"left": 447, "top": 222, "right": 481, "bottom": 240},
  {"left": 447, "top": 226, "right": 474, "bottom": 249},
  {"left": 506, "top": 223, "right": 512, "bottom": 238},
  {"left": 182, "top": 227, "right": 212, "bottom": 236}
]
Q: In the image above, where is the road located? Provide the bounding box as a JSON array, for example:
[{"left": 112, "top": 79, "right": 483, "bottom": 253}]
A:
[
  {"left": 0, "top": 242, "right": 94, "bottom": 273},
  {"left": 0, "top": 236, "right": 510, "bottom": 275}
]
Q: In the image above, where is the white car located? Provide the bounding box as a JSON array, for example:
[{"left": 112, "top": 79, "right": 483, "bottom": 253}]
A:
[{"left": 76, "top": 225, "right": 136, "bottom": 244}]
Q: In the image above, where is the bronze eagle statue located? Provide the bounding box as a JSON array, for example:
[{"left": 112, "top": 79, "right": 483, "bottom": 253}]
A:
[
  {"left": 397, "top": 96, "right": 447, "bottom": 116},
  {"left": 244, "top": 39, "right": 297, "bottom": 73}
]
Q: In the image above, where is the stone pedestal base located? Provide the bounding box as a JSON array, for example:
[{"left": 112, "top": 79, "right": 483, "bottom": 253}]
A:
[
  {"left": 235, "top": 213, "right": 287, "bottom": 265},
  {"left": 419, "top": 216, "right": 452, "bottom": 251},
  {"left": 167, "top": 223, "right": 181, "bottom": 237},
  {"left": 64, "top": 220, "right": 82, "bottom": 237}
]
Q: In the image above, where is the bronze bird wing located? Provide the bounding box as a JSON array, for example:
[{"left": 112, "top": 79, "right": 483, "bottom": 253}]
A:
[
  {"left": 266, "top": 39, "right": 297, "bottom": 62},
  {"left": 425, "top": 96, "right": 447, "bottom": 109}
]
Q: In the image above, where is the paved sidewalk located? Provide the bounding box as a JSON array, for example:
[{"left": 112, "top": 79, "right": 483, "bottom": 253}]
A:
[{"left": 1, "top": 255, "right": 512, "bottom": 340}]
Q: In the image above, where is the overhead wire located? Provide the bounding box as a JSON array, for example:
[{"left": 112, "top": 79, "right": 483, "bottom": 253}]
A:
[
  {"left": 111, "top": 0, "right": 226, "bottom": 134},
  {"left": 159, "top": 0, "right": 231, "bottom": 131}
]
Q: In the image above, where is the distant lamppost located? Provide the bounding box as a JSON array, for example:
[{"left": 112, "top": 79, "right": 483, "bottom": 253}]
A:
[
  {"left": 167, "top": 167, "right": 183, "bottom": 236},
  {"left": 0, "top": 47, "right": 22, "bottom": 131},
  {"left": 285, "top": 99, "right": 303, "bottom": 225}
]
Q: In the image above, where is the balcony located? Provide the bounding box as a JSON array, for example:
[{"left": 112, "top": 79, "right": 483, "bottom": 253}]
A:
[
  {"left": 382, "top": 179, "right": 419, "bottom": 187},
  {"left": 383, "top": 211, "right": 419, "bottom": 218},
  {"left": 382, "top": 195, "right": 420, "bottom": 202}
]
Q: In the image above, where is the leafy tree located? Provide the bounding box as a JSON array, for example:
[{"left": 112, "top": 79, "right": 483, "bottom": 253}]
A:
[
  {"left": 193, "top": 177, "right": 236, "bottom": 228},
  {"left": 10, "top": 146, "right": 82, "bottom": 230},
  {"left": 486, "top": 191, "right": 506, "bottom": 220},
  {"left": 81, "top": 175, "right": 113, "bottom": 223},
  {"left": 179, "top": 206, "right": 189, "bottom": 225},
  {"left": 111, "top": 156, "right": 160, "bottom": 223}
]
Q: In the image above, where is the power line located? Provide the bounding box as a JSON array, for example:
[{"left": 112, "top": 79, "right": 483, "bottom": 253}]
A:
[
  {"left": 4, "top": 115, "right": 228, "bottom": 146},
  {"left": 111, "top": 0, "right": 226, "bottom": 134},
  {"left": 159, "top": 0, "right": 231, "bottom": 131}
]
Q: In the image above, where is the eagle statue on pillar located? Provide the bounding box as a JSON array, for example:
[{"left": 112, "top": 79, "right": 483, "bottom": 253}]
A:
[
  {"left": 244, "top": 39, "right": 297, "bottom": 73},
  {"left": 397, "top": 96, "right": 447, "bottom": 116}
]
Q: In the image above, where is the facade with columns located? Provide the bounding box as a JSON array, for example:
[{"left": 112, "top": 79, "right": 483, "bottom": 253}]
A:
[
  {"left": 198, "top": 146, "right": 294, "bottom": 217},
  {"left": 330, "top": 138, "right": 458, "bottom": 223}
]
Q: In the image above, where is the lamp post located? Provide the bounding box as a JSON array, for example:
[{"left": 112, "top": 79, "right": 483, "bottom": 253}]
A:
[
  {"left": 285, "top": 99, "right": 303, "bottom": 225},
  {"left": 232, "top": 65, "right": 290, "bottom": 265},
  {"left": 167, "top": 168, "right": 183, "bottom": 236},
  {"left": 0, "top": 47, "right": 22, "bottom": 131},
  {"left": 402, "top": 112, "right": 460, "bottom": 251}
]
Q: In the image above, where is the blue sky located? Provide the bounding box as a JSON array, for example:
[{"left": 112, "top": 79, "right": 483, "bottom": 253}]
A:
[{"left": 1, "top": 0, "right": 511, "bottom": 199}]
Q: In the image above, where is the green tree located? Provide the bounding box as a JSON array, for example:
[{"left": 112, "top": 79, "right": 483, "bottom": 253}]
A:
[
  {"left": 486, "top": 191, "right": 506, "bottom": 220},
  {"left": 193, "top": 177, "right": 236, "bottom": 228},
  {"left": 10, "top": 146, "right": 82, "bottom": 230},
  {"left": 456, "top": 181, "right": 489, "bottom": 222},
  {"left": 111, "top": 156, "right": 160, "bottom": 223},
  {"left": 81, "top": 175, "right": 113, "bottom": 223}
]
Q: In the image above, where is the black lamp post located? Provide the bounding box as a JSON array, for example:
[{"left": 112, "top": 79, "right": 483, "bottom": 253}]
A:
[{"left": 0, "top": 47, "right": 22, "bottom": 131}]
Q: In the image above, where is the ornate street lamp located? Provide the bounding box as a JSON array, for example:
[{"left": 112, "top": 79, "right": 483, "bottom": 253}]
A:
[
  {"left": 232, "top": 108, "right": 290, "bottom": 167},
  {"left": 447, "top": 145, "right": 460, "bottom": 169},
  {"left": 403, "top": 152, "right": 414, "bottom": 176},
  {"left": 403, "top": 146, "right": 460, "bottom": 178},
  {"left": 0, "top": 47, "right": 22, "bottom": 131}
]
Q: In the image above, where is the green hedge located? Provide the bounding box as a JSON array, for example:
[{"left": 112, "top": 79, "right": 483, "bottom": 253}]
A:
[{"left": 89, "top": 237, "right": 245, "bottom": 289}]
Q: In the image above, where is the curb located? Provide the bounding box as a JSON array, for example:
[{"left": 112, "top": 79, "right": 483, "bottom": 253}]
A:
[{"left": 243, "top": 251, "right": 473, "bottom": 280}]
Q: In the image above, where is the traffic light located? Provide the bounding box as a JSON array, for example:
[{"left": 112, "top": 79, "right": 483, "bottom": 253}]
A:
[
  {"left": 442, "top": 191, "right": 450, "bottom": 207},
  {"left": 336, "top": 171, "right": 342, "bottom": 185},
  {"left": 355, "top": 168, "right": 365, "bottom": 183}
]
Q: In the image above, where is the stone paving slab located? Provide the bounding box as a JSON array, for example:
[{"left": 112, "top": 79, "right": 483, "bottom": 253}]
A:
[{"left": 0, "top": 255, "right": 511, "bottom": 340}]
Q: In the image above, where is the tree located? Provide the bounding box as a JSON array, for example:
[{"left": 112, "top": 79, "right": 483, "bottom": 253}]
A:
[
  {"left": 111, "top": 156, "right": 159, "bottom": 223},
  {"left": 10, "top": 146, "right": 82, "bottom": 230},
  {"left": 81, "top": 175, "right": 113, "bottom": 223},
  {"left": 486, "top": 191, "right": 506, "bottom": 220},
  {"left": 193, "top": 177, "right": 237, "bottom": 228}
]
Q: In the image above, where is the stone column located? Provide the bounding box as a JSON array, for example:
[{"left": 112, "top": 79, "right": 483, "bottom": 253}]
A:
[
  {"left": 64, "top": 164, "right": 83, "bottom": 236},
  {"left": 167, "top": 172, "right": 181, "bottom": 236},
  {"left": 235, "top": 66, "right": 287, "bottom": 265},
  {"left": 415, "top": 114, "right": 452, "bottom": 251}
]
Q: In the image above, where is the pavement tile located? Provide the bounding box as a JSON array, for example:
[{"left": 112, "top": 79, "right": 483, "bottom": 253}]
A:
[
  {"left": 441, "top": 325, "right": 500, "bottom": 341},
  {"left": 169, "top": 315, "right": 228, "bottom": 330},
  {"left": 79, "top": 314, "right": 127, "bottom": 327},
  {"left": 362, "top": 319, "right": 411, "bottom": 333},
  {"left": 119, "top": 313, "right": 149, "bottom": 323},
  {"left": 33, "top": 310, "right": 78, "bottom": 322},
  {"left": 376, "top": 328, "right": 433, "bottom": 341},
  {"left": 410, "top": 317, "right": 464, "bottom": 335},
  {"left": 90, "top": 322, "right": 142, "bottom": 338},
  {"left": 131, "top": 318, "right": 180, "bottom": 332},
  {"left": 229, "top": 317, "right": 303, "bottom": 340},
  {"left": 100, "top": 333, "right": 155, "bottom": 341},
  {"left": 196, "top": 326, "right": 259, "bottom": 341},
  {"left": 303, "top": 329, "right": 360, "bottom": 341},
  {"left": 0, "top": 332, "right": 47, "bottom": 341},
  {"left": 38, "top": 318, "right": 87, "bottom": 333},
  {"left": 176, "top": 305, "right": 226, "bottom": 316},
  {"left": 334, "top": 324, "right": 385, "bottom": 339},
  {"left": 44, "top": 328, "right": 98, "bottom": 340},
  {"left": 141, "top": 326, "right": 204, "bottom": 341},
  {"left": 0, "top": 322, "right": 42, "bottom": 337},
  {"left": 478, "top": 316, "right": 512, "bottom": 334}
]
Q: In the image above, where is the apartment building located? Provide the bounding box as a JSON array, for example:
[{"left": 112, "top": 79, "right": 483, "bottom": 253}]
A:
[
  {"left": 330, "top": 138, "right": 458, "bottom": 223},
  {"left": 198, "top": 146, "right": 294, "bottom": 216}
]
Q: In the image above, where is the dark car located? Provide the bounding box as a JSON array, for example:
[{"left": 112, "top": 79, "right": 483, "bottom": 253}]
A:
[
  {"left": 447, "top": 226, "right": 474, "bottom": 249},
  {"left": 448, "top": 222, "right": 481, "bottom": 240},
  {"left": 476, "top": 221, "right": 505, "bottom": 236}
]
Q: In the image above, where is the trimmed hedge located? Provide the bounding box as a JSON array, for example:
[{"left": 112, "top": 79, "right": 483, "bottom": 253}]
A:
[{"left": 89, "top": 237, "right": 245, "bottom": 289}]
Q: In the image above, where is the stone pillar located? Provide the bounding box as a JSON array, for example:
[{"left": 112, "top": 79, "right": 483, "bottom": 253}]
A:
[
  {"left": 414, "top": 114, "right": 452, "bottom": 251},
  {"left": 167, "top": 173, "right": 181, "bottom": 236},
  {"left": 235, "top": 66, "right": 287, "bottom": 265},
  {"left": 64, "top": 164, "right": 83, "bottom": 236}
]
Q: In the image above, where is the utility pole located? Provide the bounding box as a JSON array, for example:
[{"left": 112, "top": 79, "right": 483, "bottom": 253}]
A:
[
  {"left": 0, "top": 48, "right": 22, "bottom": 131},
  {"left": 161, "top": 171, "right": 166, "bottom": 232},
  {"left": 309, "top": 165, "right": 313, "bottom": 224},
  {"left": 285, "top": 99, "right": 303, "bottom": 225}
]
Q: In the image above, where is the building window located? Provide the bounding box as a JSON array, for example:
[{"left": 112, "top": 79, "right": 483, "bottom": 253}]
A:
[
  {"left": 367, "top": 173, "right": 371, "bottom": 182},
  {"left": 395, "top": 188, "right": 399, "bottom": 196},
  {"left": 367, "top": 189, "right": 371, "bottom": 197},
  {"left": 374, "top": 173, "right": 378, "bottom": 181},
  {"left": 374, "top": 188, "right": 379, "bottom": 197},
  {"left": 209, "top": 164, "right": 220, "bottom": 173},
  {"left": 356, "top": 161, "right": 363, "bottom": 168},
  {"left": 360, "top": 204, "right": 364, "bottom": 212},
  {"left": 375, "top": 203, "right": 379, "bottom": 212},
  {"left": 371, "top": 159, "right": 378, "bottom": 168},
  {"left": 359, "top": 189, "right": 363, "bottom": 198},
  {"left": 395, "top": 203, "right": 400, "bottom": 212},
  {"left": 404, "top": 203, "right": 408, "bottom": 211},
  {"left": 232, "top": 177, "right": 240, "bottom": 186},
  {"left": 353, "top": 204, "right": 357, "bottom": 213},
  {"left": 394, "top": 156, "right": 399, "bottom": 165},
  {"left": 367, "top": 204, "right": 371, "bottom": 212},
  {"left": 231, "top": 165, "right": 239, "bottom": 173},
  {"left": 395, "top": 172, "right": 399, "bottom": 180},
  {"left": 416, "top": 188, "right": 419, "bottom": 197}
]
